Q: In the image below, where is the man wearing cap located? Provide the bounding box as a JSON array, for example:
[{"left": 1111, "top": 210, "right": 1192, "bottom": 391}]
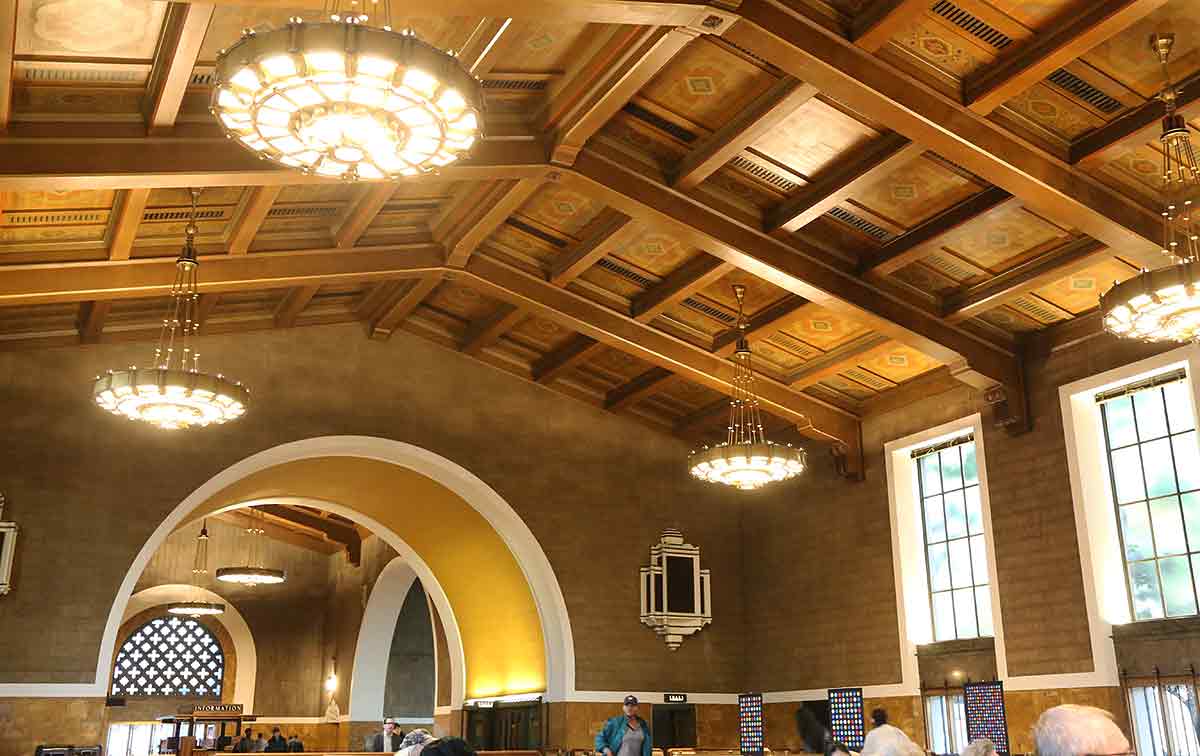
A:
[
  {"left": 595, "top": 696, "right": 652, "bottom": 756},
  {"left": 368, "top": 717, "right": 405, "bottom": 752}
]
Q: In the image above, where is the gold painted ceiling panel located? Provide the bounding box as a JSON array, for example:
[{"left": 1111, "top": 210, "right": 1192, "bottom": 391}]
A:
[
  {"left": 1034, "top": 257, "right": 1138, "bottom": 316},
  {"left": 935, "top": 203, "right": 1070, "bottom": 272},
  {"left": 1081, "top": 0, "right": 1200, "bottom": 99},
  {"left": 1003, "top": 82, "right": 1108, "bottom": 141},
  {"left": 16, "top": 0, "right": 167, "bottom": 59},
  {"left": 640, "top": 38, "right": 777, "bottom": 132},
  {"left": 515, "top": 184, "right": 603, "bottom": 240},
  {"left": 779, "top": 302, "right": 872, "bottom": 352},
  {"left": 749, "top": 98, "right": 878, "bottom": 181},
  {"left": 846, "top": 153, "right": 982, "bottom": 232}
]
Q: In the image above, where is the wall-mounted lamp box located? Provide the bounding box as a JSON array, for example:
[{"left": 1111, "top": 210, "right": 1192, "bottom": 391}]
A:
[{"left": 639, "top": 529, "right": 712, "bottom": 650}]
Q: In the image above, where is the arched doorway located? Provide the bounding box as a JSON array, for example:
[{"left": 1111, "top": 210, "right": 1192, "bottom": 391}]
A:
[{"left": 95, "top": 437, "right": 575, "bottom": 708}]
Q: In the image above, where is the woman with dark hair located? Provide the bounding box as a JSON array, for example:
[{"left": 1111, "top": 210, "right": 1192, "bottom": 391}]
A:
[
  {"left": 826, "top": 742, "right": 853, "bottom": 756},
  {"left": 796, "top": 704, "right": 830, "bottom": 753}
]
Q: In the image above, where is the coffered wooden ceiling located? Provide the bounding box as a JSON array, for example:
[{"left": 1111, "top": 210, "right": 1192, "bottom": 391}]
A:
[{"left": 0, "top": 0, "right": 1188, "bottom": 477}]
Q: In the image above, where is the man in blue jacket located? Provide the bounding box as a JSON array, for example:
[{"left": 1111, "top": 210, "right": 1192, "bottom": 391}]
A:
[{"left": 595, "top": 695, "right": 652, "bottom": 756}]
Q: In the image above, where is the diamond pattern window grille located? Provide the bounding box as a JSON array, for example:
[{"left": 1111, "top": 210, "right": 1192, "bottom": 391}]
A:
[{"left": 110, "top": 616, "right": 224, "bottom": 697}]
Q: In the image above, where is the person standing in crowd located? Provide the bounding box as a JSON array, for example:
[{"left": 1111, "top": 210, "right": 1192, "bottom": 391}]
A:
[
  {"left": 962, "top": 739, "right": 996, "bottom": 756},
  {"left": 595, "top": 695, "right": 652, "bottom": 756},
  {"left": 368, "top": 717, "right": 405, "bottom": 752},
  {"left": 859, "top": 708, "right": 922, "bottom": 756},
  {"left": 1032, "top": 705, "right": 1130, "bottom": 756},
  {"left": 254, "top": 732, "right": 267, "bottom": 752},
  {"left": 233, "top": 728, "right": 254, "bottom": 753},
  {"left": 397, "top": 728, "right": 435, "bottom": 756},
  {"left": 265, "top": 727, "right": 288, "bottom": 752},
  {"left": 287, "top": 734, "right": 304, "bottom": 752}
]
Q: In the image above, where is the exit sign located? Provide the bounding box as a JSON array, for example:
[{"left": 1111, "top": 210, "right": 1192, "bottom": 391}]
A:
[{"left": 664, "top": 693, "right": 688, "bottom": 703}]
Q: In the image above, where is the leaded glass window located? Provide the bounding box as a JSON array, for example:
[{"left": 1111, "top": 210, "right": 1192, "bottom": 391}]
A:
[
  {"left": 1099, "top": 371, "right": 1200, "bottom": 621},
  {"left": 915, "top": 435, "right": 994, "bottom": 641},
  {"left": 111, "top": 616, "right": 224, "bottom": 697}
]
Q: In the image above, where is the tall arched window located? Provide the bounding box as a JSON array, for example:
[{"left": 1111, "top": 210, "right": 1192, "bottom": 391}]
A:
[{"left": 111, "top": 615, "right": 225, "bottom": 697}]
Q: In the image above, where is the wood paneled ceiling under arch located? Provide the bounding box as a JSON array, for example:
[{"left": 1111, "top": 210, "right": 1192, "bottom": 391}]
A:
[{"left": 0, "top": 0, "right": 1184, "bottom": 477}]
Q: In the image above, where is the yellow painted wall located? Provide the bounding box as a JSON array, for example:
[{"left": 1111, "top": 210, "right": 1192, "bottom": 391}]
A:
[{"left": 186, "top": 456, "right": 546, "bottom": 700}]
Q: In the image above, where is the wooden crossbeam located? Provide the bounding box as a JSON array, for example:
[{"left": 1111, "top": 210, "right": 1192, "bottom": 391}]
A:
[
  {"left": 787, "top": 332, "right": 893, "bottom": 387},
  {"left": 335, "top": 184, "right": 396, "bottom": 249},
  {"left": 674, "top": 397, "right": 730, "bottom": 436},
  {"left": 195, "top": 292, "right": 220, "bottom": 331},
  {"left": 567, "top": 152, "right": 1022, "bottom": 391},
  {"left": 766, "top": 134, "right": 923, "bottom": 232},
  {"left": 274, "top": 285, "right": 320, "bottom": 328},
  {"left": 549, "top": 208, "right": 637, "bottom": 286},
  {"left": 0, "top": 0, "right": 16, "bottom": 131},
  {"left": 943, "top": 237, "right": 1109, "bottom": 322},
  {"left": 964, "top": 0, "right": 1168, "bottom": 115},
  {"left": 0, "top": 243, "right": 443, "bottom": 306},
  {"left": 1072, "top": 75, "right": 1200, "bottom": 164},
  {"left": 369, "top": 275, "right": 444, "bottom": 340},
  {"left": 107, "top": 189, "right": 152, "bottom": 261},
  {"left": 463, "top": 255, "right": 862, "bottom": 465},
  {"left": 605, "top": 366, "right": 677, "bottom": 411},
  {"left": 1026, "top": 310, "right": 1103, "bottom": 358},
  {"left": 461, "top": 303, "right": 527, "bottom": 356},
  {"left": 860, "top": 187, "right": 1014, "bottom": 276},
  {"left": 632, "top": 254, "right": 732, "bottom": 322},
  {"left": 256, "top": 503, "right": 362, "bottom": 565},
  {"left": 852, "top": 0, "right": 932, "bottom": 52},
  {"left": 860, "top": 364, "right": 962, "bottom": 416},
  {"left": 143, "top": 2, "right": 215, "bottom": 134},
  {"left": 532, "top": 334, "right": 605, "bottom": 383},
  {"left": 543, "top": 23, "right": 710, "bottom": 166},
  {"left": 457, "top": 17, "right": 512, "bottom": 76},
  {"left": 227, "top": 186, "right": 282, "bottom": 255},
  {"left": 712, "top": 293, "right": 808, "bottom": 356},
  {"left": 729, "top": 0, "right": 1162, "bottom": 266},
  {"left": 437, "top": 179, "right": 542, "bottom": 267},
  {"left": 671, "top": 77, "right": 820, "bottom": 191},
  {"left": 77, "top": 301, "right": 112, "bottom": 344}
]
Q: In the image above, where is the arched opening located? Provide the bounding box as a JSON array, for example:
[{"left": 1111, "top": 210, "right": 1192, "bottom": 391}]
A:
[{"left": 95, "top": 436, "right": 575, "bottom": 715}]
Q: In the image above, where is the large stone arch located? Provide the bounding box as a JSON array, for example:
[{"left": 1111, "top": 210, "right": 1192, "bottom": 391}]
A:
[{"left": 90, "top": 436, "right": 575, "bottom": 706}]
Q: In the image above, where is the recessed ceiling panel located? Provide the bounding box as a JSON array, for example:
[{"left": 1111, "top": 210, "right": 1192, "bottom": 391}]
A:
[
  {"left": 750, "top": 98, "right": 879, "bottom": 181},
  {"left": 16, "top": 0, "right": 167, "bottom": 59}
]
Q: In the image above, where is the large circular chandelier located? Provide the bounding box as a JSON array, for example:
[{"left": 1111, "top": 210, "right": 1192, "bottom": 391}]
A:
[
  {"left": 1102, "top": 33, "right": 1200, "bottom": 343},
  {"left": 217, "top": 510, "right": 286, "bottom": 586},
  {"left": 93, "top": 190, "right": 249, "bottom": 429},
  {"left": 689, "top": 285, "right": 807, "bottom": 491},
  {"left": 168, "top": 522, "right": 226, "bottom": 617},
  {"left": 211, "top": 8, "right": 482, "bottom": 180}
]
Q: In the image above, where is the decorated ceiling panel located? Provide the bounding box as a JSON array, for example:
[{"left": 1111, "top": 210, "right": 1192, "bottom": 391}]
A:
[
  {"left": 749, "top": 98, "right": 879, "bottom": 181},
  {"left": 16, "top": 0, "right": 168, "bottom": 60},
  {"left": 843, "top": 152, "right": 984, "bottom": 233}
]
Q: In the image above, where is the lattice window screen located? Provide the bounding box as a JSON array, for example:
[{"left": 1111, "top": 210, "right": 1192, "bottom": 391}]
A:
[{"left": 111, "top": 616, "right": 224, "bottom": 697}]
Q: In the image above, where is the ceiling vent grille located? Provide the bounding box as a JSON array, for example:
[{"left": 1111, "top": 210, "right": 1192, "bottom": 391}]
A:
[
  {"left": 842, "top": 367, "right": 893, "bottom": 391},
  {"left": 622, "top": 103, "right": 697, "bottom": 143},
  {"left": 3, "top": 210, "right": 108, "bottom": 225},
  {"left": 765, "top": 331, "right": 821, "bottom": 359},
  {"left": 729, "top": 154, "right": 800, "bottom": 194},
  {"left": 505, "top": 218, "right": 567, "bottom": 248},
  {"left": 20, "top": 66, "right": 143, "bottom": 84},
  {"left": 826, "top": 206, "right": 893, "bottom": 241},
  {"left": 483, "top": 78, "right": 547, "bottom": 91},
  {"left": 931, "top": 0, "right": 1013, "bottom": 49},
  {"left": 1046, "top": 69, "right": 1123, "bottom": 114},
  {"left": 141, "top": 208, "right": 227, "bottom": 223},
  {"left": 190, "top": 70, "right": 216, "bottom": 87},
  {"left": 682, "top": 297, "right": 737, "bottom": 325},
  {"left": 595, "top": 257, "right": 656, "bottom": 289},
  {"left": 1010, "top": 295, "right": 1066, "bottom": 324},
  {"left": 267, "top": 205, "right": 341, "bottom": 219},
  {"left": 923, "top": 252, "right": 977, "bottom": 281}
]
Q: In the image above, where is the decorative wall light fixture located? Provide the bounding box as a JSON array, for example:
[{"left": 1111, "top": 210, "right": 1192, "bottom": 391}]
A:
[
  {"left": 92, "top": 189, "right": 249, "bottom": 429},
  {"left": 639, "top": 528, "right": 712, "bottom": 650},
  {"left": 211, "top": 1, "right": 482, "bottom": 180},
  {"left": 688, "top": 284, "right": 807, "bottom": 489},
  {"left": 0, "top": 494, "right": 18, "bottom": 596},
  {"left": 1102, "top": 33, "right": 1200, "bottom": 343}
]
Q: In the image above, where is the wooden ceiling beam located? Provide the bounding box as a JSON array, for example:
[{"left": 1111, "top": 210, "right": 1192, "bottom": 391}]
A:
[
  {"left": 0, "top": 243, "right": 443, "bottom": 306},
  {"left": 532, "top": 334, "right": 605, "bottom": 384},
  {"left": 274, "top": 285, "right": 320, "bottom": 328},
  {"left": 77, "top": 301, "right": 112, "bottom": 344},
  {"left": 143, "top": 2, "right": 215, "bottom": 135},
  {"left": 437, "top": 179, "right": 543, "bottom": 267},
  {"left": 334, "top": 184, "right": 396, "bottom": 249},
  {"left": 852, "top": 0, "right": 932, "bottom": 53},
  {"left": 964, "top": 0, "right": 1168, "bottom": 115},
  {"left": 943, "top": 237, "right": 1109, "bottom": 322},
  {"left": 671, "top": 77, "right": 820, "bottom": 191},
  {"left": 368, "top": 274, "right": 444, "bottom": 340},
  {"left": 1072, "top": 75, "right": 1200, "bottom": 164},
  {"left": 227, "top": 185, "right": 282, "bottom": 255},
  {"left": 1025, "top": 309, "right": 1103, "bottom": 358},
  {"left": 255, "top": 503, "right": 362, "bottom": 565},
  {"left": 674, "top": 397, "right": 731, "bottom": 437},
  {"left": 458, "top": 17, "right": 512, "bottom": 76},
  {"left": 712, "top": 293, "right": 808, "bottom": 355},
  {"left": 0, "top": 0, "right": 16, "bottom": 131},
  {"left": 632, "top": 254, "right": 733, "bottom": 322},
  {"left": 860, "top": 364, "right": 963, "bottom": 416},
  {"left": 195, "top": 292, "right": 220, "bottom": 331},
  {"left": 462, "top": 255, "right": 863, "bottom": 466},
  {"left": 786, "top": 332, "right": 893, "bottom": 387},
  {"left": 861, "top": 187, "right": 1014, "bottom": 276},
  {"left": 566, "top": 153, "right": 1023, "bottom": 392},
  {"left": 605, "top": 366, "right": 678, "bottom": 411},
  {"left": 107, "top": 189, "right": 152, "bottom": 261},
  {"left": 0, "top": 136, "right": 551, "bottom": 191},
  {"left": 461, "top": 303, "right": 528, "bottom": 356},
  {"left": 549, "top": 208, "right": 638, "bottom": 286},
  {"left": 728, "top": 1, "right": 1162, "bottom": 266},
  {"left": 766, "top": 134, "right": 923, "bottom": 232}
]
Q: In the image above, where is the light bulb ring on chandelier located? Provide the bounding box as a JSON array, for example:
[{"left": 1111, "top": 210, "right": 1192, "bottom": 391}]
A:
[
  {"left": 216, "top": 566, "right": 287, "bottom": 585},
  {"left": 211, "top": 19, "right": 483, "bottom": 181},
  {"left": 167, "top": 601, "right": 227, "bottom": 617}
]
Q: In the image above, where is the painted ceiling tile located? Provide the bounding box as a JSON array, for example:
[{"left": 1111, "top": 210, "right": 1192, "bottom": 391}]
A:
[
  {"left": 425, "top": 282, "right": 495, "bottom": 322},
  {"left": 16, "top": 0, "right": 167, "bottom": 59},
  {"left": 750, "top": 98, "right": 879, "bottom": 180},
  {"left": 891, "top": 17, "right": 990, "bottom": 80},
  {"left": 1003, "top": 82, "right": 1107, "bottom": 141},
  {"left": 857, "top": 343, "right": 939, "bottom": 383},
  {"left": 697, "top": 270, "right": 791, "bottom": 319},
  {"left": 1088, "top": 142, "right": 1164, "bottom": 206},
  {"left": 640, "top": 38, "right": 778, "bottom": 132},
  {"left": 1033, "top": 257, "right": 1137, "bottom": 315},
  {"left": 846, "top": 154, "right": 980, "bottom": 231},
  {"left": 6, "top": 189, "right": 115, "bottom": 210},
  {"left": 778, "top": 302, "right": 872, "bottom": 351},
  {"left": 611, "top": 228, "right": 699, "bottom": 277},
  {"left": 938, "top": 203, "right": 1069, "bottom": 271},
  {"left": 515, "top": 184, "right": 603, "bottom": 239},
  {"left": 489, "top": 20, "right": 591, "bottom": 71},
  {"left": 1082, "top": 0, "right": 1200, "bottom": 99}
]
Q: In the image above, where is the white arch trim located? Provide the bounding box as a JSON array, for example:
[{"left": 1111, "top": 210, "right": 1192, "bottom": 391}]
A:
[
  {"left": 0, "top": 436, "right": 575, "bottom": 703},
  {"left": 121, "top": 584, "right": 258, "bottom": 710},
  {"left": 348, "top": 557, "right": 419, "bottom": 720}
]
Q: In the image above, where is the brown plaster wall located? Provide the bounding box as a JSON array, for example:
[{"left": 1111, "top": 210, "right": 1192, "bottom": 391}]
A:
[{"left": 0, "top": 698, "right": 106, "bottom": 755}]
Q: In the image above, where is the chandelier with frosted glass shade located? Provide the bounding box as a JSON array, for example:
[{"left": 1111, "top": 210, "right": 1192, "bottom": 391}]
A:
[
  {"left": 688, "top": 285, "right": 807, "bottom": 491},
  {"left": 210, "top": 1, "right": 482, "bottom": 180},
  {"left": 168, "top": 522, "right": 226, "bottom": 617},
  {"left": 1102, "top": 34, "right": 1200, "bottom": 343},
  {"left": 92, "top": 190, "right": 249, "bottom": 430},
  {"left": 217, "top": 509, "right": 286, "bottom": 586}
]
